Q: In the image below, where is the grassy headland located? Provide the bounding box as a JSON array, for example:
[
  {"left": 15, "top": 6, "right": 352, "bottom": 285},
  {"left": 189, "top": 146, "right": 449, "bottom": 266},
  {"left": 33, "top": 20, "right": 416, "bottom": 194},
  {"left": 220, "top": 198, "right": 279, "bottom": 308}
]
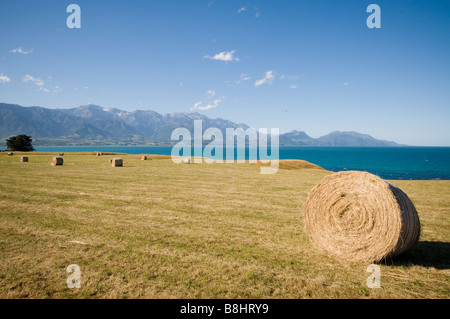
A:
[{"left": 0, "top": 152, "right": 448, "bottom": 298}]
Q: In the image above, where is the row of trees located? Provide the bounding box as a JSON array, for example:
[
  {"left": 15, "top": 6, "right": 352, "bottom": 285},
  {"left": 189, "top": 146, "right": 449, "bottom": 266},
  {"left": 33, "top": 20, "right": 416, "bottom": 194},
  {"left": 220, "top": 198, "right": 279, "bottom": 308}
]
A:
[{"left": 5, "top": 134, "right": 35, "bottom": 152}]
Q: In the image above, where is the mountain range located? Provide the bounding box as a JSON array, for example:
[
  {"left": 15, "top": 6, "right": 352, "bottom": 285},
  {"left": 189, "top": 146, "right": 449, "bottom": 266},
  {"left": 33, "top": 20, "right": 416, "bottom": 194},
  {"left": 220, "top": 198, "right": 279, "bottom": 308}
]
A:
[{"left": 0, "top": 102, "right": 400, "bottom": 146}]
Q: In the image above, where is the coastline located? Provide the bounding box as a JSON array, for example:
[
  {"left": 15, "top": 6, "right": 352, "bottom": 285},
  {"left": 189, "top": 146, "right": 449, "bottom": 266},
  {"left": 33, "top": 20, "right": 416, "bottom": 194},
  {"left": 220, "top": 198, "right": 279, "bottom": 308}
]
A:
[{"left": 20, "top": 147, "right": 450, "bottom": 181}]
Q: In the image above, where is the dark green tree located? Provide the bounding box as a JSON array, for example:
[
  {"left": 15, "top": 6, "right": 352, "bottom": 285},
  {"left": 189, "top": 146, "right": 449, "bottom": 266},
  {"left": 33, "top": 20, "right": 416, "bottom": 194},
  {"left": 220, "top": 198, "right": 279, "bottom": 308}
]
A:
[{"left": 6, "top": 135, "right": 35, "bottom": 152}]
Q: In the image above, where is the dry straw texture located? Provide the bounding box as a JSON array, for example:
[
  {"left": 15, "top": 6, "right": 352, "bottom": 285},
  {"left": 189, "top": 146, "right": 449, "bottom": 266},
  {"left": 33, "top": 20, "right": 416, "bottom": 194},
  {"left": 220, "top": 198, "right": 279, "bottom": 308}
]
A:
[
  {"left": 141, "top": 156, "right": 147, "bottom": 160},
  {"left": 51, "top": 157, "right": 63, "bottom": 166},
  {"left": 257, "top": 159, "right": 323, "bottom": 170},
  {"left": 305, "top": 171, "right": 420, "bottom": 263},
  {"left": 111, "top": 158, "right": 123, "bottom": 167},
  {"left": 20, "top": 156, "right": 28, "bottom": 163}
]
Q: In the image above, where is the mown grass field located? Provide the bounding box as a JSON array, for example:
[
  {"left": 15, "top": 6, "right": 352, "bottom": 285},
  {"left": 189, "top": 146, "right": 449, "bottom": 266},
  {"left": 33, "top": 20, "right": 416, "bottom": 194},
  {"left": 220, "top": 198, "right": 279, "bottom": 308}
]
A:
[{"left": 0, "top": 152, "right": 449, "bottom": 298}]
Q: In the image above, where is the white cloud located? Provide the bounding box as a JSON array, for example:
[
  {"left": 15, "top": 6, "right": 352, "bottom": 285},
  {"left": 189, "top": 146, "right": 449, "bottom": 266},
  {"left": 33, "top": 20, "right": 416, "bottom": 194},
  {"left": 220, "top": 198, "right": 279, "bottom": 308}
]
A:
[
  {"left": 289, "top": 85, "right": 298, "bottom": 89},
  {"left": 192, "top": 101, "right": 203, "bottom": 110},
  {"left": 236, "top": 73, "right": 251, "bottom": 85},
  {"left": 22, "top": 74, "right": 61, "bottom": 92},
  {"left": 204, "top": 50, "right": 239, "bottom": 62},
  {"left": 342, "top": 82, "right": 349, "bottom": 86},
  {"left": 0, "top": 74, "right": 11, "bottom": 83},
  {"left": 255, "top": 71, "right": 275, "bottom": 87},
  {"left": 23, "top": 74, "right": 44, "bottom": 86},
  {"left": 11, "top": 47, "right": 33, "bottom": 55},
  {"left": 83, "top": 86, "right": 89, "bottom": 90},
  {"left": 191, "top": 97, "right": 224, "bottom": 111},
  {"left": 237, "top": 7, "right": 260, "bottom": 18},
  {"left": 206, "top": 89, "right": 216, "bottom": 98}
]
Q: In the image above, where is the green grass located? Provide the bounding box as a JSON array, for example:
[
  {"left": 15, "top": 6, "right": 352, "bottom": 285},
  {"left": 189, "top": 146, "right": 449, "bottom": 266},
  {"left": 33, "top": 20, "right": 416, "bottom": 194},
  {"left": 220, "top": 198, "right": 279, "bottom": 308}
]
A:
[{"left": 0, "top": 152, "right": 449, "bottom": 298}]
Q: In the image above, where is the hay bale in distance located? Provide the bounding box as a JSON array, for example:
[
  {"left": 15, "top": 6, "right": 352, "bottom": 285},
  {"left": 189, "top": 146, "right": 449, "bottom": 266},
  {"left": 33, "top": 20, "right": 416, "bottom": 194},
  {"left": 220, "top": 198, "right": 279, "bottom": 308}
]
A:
[
  {"left": 111, "top": 158, "right": 123, "bottom": 167},
  {"left": 20, "top": 156, "right": 29, "bottom": 163},
  {"left": 184, "top": 158, "right": 191, "bottom": 164},
  {"left": 8, "top": 152, "right": 13, "bottom": 156},
  {"left": 97, "top": 152, "right": 103, "bottom": 156},
  {"left": 304, "top": 171, "right": 420, "bottom": 263},
  {"left": 141, "top": 155, "right": 147, "bottom": 161},
  {"left": 59, "top": 152, "right": 64, "bottom": 156},
  {"left": 109, "top": 159, "right": 113, "bottom": 164},
  {"left": 51, "top": 157, "right": 64, "bottom": 166}
]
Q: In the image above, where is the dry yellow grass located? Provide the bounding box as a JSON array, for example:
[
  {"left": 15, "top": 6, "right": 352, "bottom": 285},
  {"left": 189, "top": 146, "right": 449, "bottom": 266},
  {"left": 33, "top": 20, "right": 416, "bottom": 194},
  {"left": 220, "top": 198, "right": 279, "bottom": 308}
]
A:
[
  {"left": 305, "top": 171, "right": 420, "bottom": 263},
  {"left": 0, "top": 152, "right": 448, "bottom": 299},
  {"left": 256, "top": 159, "right": 324, "bottom": 170}
]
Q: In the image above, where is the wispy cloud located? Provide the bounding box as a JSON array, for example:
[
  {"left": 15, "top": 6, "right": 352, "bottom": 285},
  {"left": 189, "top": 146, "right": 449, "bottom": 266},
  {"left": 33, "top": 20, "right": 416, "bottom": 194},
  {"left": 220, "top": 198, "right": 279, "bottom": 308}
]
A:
[
  {"left": 206, "top": 89, "right": 216, "bottom": 98},
  {"left": 236, "top": 73, "right": 251, "bottom": 85},
  {"left": 191, "top": 90, "right": 224, "bottom": 111},
  {"left": 23, "top": 74, "right": 61, "bottom": 92},
  {"left": 342, "top": 82, "right": 349, "bottom": 86},
  {"left": 191, "top": 98, "right": 223, "bottom": 111},
  {"left": 0, "top": 74, "right": 11, "bottom": 83},
  {"left": 255, "top": 71, "right": 275, "bottom": 87},
  {"left": 204, "top": 50, "right": 239, "bottom": 63},
  {"left": 11, "top": 47, "right": 34, "bottom": 55},
  {"left": 289, "top": 85, "right": 298, "bottom": 89},
  {"left": 191, "top": 101, "right": 203, "bottom": 111},
  {"left": 237, "top": 7, "right": 260, "bottom": 18},
  {"left": 23, "top": 74, "right": 44, "bottom": 86}
]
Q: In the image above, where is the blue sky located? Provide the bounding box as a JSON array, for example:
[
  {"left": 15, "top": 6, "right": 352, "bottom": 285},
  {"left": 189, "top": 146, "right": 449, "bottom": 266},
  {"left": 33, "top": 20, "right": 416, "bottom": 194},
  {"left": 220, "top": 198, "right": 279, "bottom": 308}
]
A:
[{"left": 0, "top": 0, "right": 449, "bottom": 146}]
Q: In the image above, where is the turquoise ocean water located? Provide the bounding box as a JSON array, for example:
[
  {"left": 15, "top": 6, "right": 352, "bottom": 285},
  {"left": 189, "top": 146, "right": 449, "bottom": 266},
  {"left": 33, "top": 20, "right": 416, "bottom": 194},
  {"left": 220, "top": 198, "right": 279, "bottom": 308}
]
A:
[{"left": 34, "top": 146, "right": 450, "bottom": 180}]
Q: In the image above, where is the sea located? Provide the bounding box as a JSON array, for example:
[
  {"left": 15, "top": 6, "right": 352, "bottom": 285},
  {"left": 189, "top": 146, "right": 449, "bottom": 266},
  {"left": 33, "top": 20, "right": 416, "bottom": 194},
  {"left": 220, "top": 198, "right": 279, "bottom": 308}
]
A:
[{"left": 34, "top": 146, "right": 450, "bottom": 180}]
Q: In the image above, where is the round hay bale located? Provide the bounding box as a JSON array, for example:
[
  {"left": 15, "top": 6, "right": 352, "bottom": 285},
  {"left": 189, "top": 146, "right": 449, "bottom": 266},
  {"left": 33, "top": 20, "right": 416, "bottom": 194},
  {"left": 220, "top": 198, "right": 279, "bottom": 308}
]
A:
[
  {"left": 304, "top": 171, "right": 420, "bottom": 263},
  {"left": 111, "top": 158, "right": 123, "bottom": 167},
  {"left": 184, "top": 158, "right": 191, "bottom": 164},
  {"left": 141, "top": 155, "right": 147, "bottom": 161},
  {"left": 8, "top": 152, "right": 13, "bottom": 156},
  {"left": 20, "top": 156, "right": 29, "bottom": 163},
  {"left": 51, "top": 157, "right": 64, "bottom": 166},
  {"left": 59, "top": 152, "right": 64, "bottom": 156},
  {"left": 97, "top": 152, "right": 103, "bottom": 156}
]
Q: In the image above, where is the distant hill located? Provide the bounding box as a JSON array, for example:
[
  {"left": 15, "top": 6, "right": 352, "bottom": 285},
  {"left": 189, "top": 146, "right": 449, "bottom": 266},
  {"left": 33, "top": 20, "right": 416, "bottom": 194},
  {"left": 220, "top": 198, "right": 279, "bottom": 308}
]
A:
[
  {"left": 316, "top": 131, "right": 399, "bottom": 147},
  {"left": 283, "top": 130, "right": 399, "bottom": 147},
  {"left": 0, "top": 102, "right": 400, "bottom": 146},
  {"left": 282, "top": 130, "right": 316, "bottom": 146}
]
